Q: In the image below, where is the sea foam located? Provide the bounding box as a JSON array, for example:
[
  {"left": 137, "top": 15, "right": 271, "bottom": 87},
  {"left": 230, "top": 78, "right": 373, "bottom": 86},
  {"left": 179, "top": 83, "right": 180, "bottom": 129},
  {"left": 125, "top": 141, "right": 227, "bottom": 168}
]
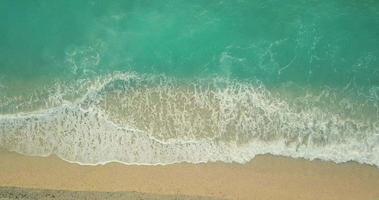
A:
[{"left": 0, "top": 72, "right": 378, "bottom": 167}]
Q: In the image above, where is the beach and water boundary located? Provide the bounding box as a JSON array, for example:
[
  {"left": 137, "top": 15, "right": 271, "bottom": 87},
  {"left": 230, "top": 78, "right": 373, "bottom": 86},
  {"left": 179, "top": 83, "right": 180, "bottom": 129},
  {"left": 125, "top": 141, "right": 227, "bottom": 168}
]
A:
[
  {"left": 1, "top": 0, "right": 379, "bottom": 199},
  {"left": 0, "top": 73, "right": 379, "bottom": 199}
]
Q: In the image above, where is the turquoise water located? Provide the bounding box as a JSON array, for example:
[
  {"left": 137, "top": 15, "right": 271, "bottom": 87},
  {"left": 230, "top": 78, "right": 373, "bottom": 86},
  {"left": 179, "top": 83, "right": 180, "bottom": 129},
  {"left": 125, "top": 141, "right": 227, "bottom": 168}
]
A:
[{"left": 0, "top": 0, "right": 378, "bottom": 166}]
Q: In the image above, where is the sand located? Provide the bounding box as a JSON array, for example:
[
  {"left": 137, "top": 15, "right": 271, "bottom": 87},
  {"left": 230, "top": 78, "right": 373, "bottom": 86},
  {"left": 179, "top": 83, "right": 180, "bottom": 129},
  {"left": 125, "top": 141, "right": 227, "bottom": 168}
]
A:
[
  {"left": 0, "top": 186, "right": 221, "bottom": 200},
  {"left": 0, "top": 150, "right": 378, "bottom": 200}
]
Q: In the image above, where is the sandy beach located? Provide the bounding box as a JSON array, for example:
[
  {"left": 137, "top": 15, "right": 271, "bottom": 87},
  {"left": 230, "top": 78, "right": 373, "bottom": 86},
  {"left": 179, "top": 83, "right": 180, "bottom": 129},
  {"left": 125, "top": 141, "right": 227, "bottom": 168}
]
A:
[
  {"left": 0, "top": 186, "right": 221, "bottom": 200},
  {"left": 0, "top": 150, "right": 378, "bottom": 200}
]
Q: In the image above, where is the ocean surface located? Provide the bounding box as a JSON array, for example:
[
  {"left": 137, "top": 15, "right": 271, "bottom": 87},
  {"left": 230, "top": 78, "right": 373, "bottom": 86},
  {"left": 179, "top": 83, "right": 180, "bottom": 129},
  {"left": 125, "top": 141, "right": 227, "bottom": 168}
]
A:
[{"left": 0, "top": 0, "right": 378, "bottom": 166}]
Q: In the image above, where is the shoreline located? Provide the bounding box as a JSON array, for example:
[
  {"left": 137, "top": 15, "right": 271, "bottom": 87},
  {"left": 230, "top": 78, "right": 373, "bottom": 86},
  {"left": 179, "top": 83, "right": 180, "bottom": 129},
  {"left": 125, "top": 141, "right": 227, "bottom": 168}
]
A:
[
  {"left": 10, "top": 149, "right": 379, "bottom": 168},
  {"left": 0, "top": 150, "right": 378, "bottom": 200}
]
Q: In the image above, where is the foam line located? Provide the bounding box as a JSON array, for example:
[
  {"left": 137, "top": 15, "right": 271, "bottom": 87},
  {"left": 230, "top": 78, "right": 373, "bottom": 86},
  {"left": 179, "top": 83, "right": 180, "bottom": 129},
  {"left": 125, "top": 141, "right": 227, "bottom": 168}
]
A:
[{"left": 0, "top": 72, "right": 378, "bottom": 167}]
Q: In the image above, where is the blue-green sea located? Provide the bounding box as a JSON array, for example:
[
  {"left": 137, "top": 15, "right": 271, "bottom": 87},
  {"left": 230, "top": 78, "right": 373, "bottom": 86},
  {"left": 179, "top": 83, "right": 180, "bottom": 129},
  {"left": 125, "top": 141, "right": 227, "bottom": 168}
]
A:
[{"left": 0, "top": 0, "right": 378, "bottom": 166}]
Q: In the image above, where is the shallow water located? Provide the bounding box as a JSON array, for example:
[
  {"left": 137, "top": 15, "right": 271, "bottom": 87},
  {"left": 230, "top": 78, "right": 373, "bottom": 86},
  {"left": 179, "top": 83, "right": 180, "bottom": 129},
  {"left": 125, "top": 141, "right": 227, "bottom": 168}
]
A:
[{"left": 0, "top": 0, "right": 378, "bottom": 166}]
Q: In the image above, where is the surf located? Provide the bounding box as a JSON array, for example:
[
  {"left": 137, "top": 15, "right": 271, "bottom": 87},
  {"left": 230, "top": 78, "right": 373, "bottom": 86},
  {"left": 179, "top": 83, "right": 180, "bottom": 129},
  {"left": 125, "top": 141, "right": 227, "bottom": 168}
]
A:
[{"left": 0, "top": 72, "right": 378, "bottom": 167}]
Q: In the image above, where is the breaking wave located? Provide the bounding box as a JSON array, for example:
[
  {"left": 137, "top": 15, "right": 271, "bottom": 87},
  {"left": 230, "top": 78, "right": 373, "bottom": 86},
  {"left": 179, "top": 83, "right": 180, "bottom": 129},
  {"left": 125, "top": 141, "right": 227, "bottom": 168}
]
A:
[{"left": 0, "top": 72, "right": 378, "bottom": 166}]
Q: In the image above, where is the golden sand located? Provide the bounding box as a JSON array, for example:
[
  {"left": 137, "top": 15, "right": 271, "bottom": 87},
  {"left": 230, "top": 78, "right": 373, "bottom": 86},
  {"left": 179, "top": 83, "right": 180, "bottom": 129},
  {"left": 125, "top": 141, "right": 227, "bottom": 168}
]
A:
[{"left": 0, "top": 150, "right": 378, "bottom": 200}]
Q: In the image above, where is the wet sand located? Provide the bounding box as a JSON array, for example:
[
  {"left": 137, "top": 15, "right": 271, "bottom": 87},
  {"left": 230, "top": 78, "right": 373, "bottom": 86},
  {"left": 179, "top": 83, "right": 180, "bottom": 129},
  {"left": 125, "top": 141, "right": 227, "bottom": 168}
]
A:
[{"left": 0, "top": 150, "right": 378, "bottom": 200}]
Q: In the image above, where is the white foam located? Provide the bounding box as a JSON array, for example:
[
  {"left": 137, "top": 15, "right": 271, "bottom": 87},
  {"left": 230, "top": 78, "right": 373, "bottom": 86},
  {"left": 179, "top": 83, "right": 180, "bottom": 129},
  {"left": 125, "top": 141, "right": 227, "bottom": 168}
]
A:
[{"left": 0, "top": 72, "right": 378, "bottom": 167}]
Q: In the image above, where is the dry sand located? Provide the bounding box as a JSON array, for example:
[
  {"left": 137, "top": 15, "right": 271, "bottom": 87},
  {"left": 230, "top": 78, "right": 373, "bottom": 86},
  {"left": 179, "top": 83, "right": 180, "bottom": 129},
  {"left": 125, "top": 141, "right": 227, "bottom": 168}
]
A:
[
  {"left": 0, "top": 150, "right": 378, "bottom": 200},
  {"left": 0, "top": 186, "right": 221, "bottom": 200}
]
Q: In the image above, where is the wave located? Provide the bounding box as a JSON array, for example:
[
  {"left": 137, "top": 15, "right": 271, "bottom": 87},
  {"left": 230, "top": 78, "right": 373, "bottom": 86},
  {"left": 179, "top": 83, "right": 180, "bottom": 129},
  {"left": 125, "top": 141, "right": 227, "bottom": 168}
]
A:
[{"left": 0, "top": 72, "right": 378, "bottom": 166}]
